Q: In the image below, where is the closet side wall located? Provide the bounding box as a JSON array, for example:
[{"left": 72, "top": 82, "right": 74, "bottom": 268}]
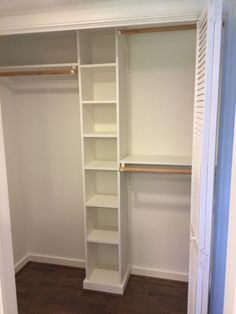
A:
[
  {"left": 0, "top": 85, "right": 29, "bottom": 266},
  {"left": 1, "top": 87, "right": 85, "bottom": 265},
  {"left": 17, "top": 91, "right": 84, "bottom": 260}
]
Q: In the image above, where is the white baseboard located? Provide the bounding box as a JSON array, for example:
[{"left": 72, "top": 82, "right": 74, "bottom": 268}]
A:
[
  {"left": 15, "top": 254, "right": 30, "bottom": 274},
  {"left": 130, "top": 265, "right": 188, "bottom": 282},
  {"left": 15, "top": 254, "right": 188, "bottom": 282},
  {"left": 28, "top": 253, "right": 85, "bottom": 269}
]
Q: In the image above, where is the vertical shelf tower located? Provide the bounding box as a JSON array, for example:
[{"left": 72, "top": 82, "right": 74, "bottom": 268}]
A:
[{"left": 77, "top": 29, "right": 129, "bottom": 294}]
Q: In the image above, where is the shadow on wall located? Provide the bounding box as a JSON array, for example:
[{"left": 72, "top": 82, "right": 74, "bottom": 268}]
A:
[{"left": 130, "top": 173, "right": 191, "bottom": 211}]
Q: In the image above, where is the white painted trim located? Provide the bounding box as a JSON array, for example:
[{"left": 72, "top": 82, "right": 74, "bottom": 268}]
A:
[
  {"left": 28, "top": 254, "right": 85, "bottom": 269},
  {"left": 14, "top": 253, "right": 188, "bottom": 282},
  {"left": 0, "top": 2, "right": 202, "bottom": 35},
  {"left": 0, "top": 100, "right": 18, "bottom": 314},
  {"left": 131, "top": 266, "right": 188, "bottom": 282},
  {"left": 14, "top": 255, "right": 30, "bottom": 274},
  {"left": 224, "top": 111, "right": 236, "bottom": 314},
  {"left": 0, "top": 14, "right": 199, "bottom": 35}
]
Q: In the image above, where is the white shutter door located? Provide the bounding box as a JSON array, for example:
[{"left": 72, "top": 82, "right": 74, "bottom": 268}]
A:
[{"left": 188, "top": 1, "right": 222, "bottom": 313}]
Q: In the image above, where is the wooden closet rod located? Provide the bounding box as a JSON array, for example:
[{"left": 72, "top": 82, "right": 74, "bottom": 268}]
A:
[
  {"left": 119, "top": 24, "right": 196, "bottom": 35},
  {"left": 120, "top": 166, "right": 192, "bottom": 175},
  {"left": 0, "top": 67, "right": 77, "bottom": 77}
]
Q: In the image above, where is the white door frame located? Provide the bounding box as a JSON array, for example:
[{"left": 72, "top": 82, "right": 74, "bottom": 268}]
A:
[
  {"left": 224, "top": 108, "right": 236, "bottom": 314},
  {"left": 0, "top": 4, "right": 222, "bottom": 314},
  {"left": 0, "top": 11, "right": 199, "bottom": 314},
  {"left": 0, "top": 101, "right": 18, "bottom": 314}
]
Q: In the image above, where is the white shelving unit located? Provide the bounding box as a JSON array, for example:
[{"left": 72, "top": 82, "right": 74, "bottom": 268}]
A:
[{"left": 78, "top": 28, "right": 129, "bottom": 294}]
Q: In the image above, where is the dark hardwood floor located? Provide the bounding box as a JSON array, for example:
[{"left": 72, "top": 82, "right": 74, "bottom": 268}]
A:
[{"left": 16, "top": 262, "right": 188, "bottom": 314}]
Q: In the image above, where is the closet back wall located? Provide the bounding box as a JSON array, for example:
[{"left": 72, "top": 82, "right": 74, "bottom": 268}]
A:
[{"left": 127, "top": 30, "right": 195, "bottom": 280}]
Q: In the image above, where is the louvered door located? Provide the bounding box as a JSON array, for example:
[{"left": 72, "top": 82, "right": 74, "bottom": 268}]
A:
[{"left": 188, "top": 1, "right": 222, "bottom": 313}]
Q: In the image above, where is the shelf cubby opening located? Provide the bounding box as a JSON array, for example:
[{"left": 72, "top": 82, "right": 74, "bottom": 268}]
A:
[
  {"left": 81, "top": 67, "right": 116, "bottom": 101},
  {"left": 87, "top": 207, "right": 118, "bottom": 233},
  {"left": 83, "top": 102, "right": 117, "bottom": 136},
  {"left": 85, "top": 171, "right": 118, "bottom": 208},
  {"left": 87, "top": 243, "right": 119, "bottom": 283},
  {"left": 79, "top": 29, "right": 116, "bottom": 65},
  {"left": 84, "top": 138, "right": 117, "bottom": 170}
]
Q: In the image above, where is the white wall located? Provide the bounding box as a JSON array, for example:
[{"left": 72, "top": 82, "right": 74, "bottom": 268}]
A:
[
  {"left": 1, "top": 87, "right": 85, "bottom": 266},
  {"left": 17, "top": 92, "right": 84, "bottom": 260},
  {"left": 128, "top": 30, "right": 195, "bottom": 157},
  {"left": 129, "top": 174, "right": 191, "bottom": 279},
  {"left": 0, "top": 85, "right": 29, "bottom": 265},
  {"left": 127, "top": 30, "right": 195, "bottom": 279}
]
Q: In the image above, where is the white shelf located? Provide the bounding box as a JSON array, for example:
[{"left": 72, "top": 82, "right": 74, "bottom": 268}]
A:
[
  {"left": 87, "top": 229, "right": 119, "bottom": 245},
  {"left": 84, "top": 132, "right": 117, "bottom": 138},
  {"left": 85, "top": 268, "right": 120, "bottom": 286},
  {"left": 83, "top": 268, "right": 128, "bottom": 294},
  {"left": 80, "top": 63, "right": 116, "bottom": 69},
  {"left": 86, "top": 194, "right": 118, "bottom": 208},
  {"left": 120, "top": 154, "right": 192, "bottom": 167},
  {"left": 85, "top": 160, "right": 117, "bottom": 171},
  {"left": 0, "top": 63, "right": 78, "bottom": 72},
  {"left": 82, "top": 100, "right": 116, "bottom": 105}
]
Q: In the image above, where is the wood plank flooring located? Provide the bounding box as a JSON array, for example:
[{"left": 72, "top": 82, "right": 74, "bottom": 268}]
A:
[{"left": 16, "top": 262, "right": 188, "bottom": 314}]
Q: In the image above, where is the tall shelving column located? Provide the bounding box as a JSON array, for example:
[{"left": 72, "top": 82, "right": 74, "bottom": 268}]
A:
[{"left": 77, "top": 28, "right": 129, "bottom": 294}]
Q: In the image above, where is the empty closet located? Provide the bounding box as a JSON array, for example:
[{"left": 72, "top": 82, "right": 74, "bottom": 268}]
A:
[{"left": 0, "top": 1, "right": 222, "bottom": 313}]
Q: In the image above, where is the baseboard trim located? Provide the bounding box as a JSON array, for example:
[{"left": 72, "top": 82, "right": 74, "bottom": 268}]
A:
[
  {"left": 130, "top": 265, "right": 188, "bottom": 282},
  {"left": 15, "top": 254, "right": 188, "bottom": 282},
  {"left": 28, "top": 253, "right": 85, "bottom": 269},
  {"left": 15, "top": 254, "right": 30, "bottom": 274}
]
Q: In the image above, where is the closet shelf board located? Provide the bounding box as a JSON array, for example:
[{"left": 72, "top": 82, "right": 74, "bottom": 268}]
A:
[
  {"left": 82, "top": 99, "right": 117, "bottom": 103},
  {"left": 87, "top": 229, "right": 119, "bottom": 245},
  {"left": 82, "top": 100, "right": 116, "bottom": 105},
  {"left": 83, "top": 268, "right": 127, "bottom": 294},
  {"left": 80, "top": 63, "right": 116, "bottom": 69},
  {"left": 120, "top": 154, "right": 192, "bottom": 167},
  {"left": 84, "top": 160, "right": 117, "bottom": 171},
  {"left": 0, "top": 63, "right": 78, "bottom": 71},
  {"left": 83, "top": 132, "right": 117, "bottom": 138},
  {"left": 84, "top": 268, "right": 120, "bottom": 288},
  {"left": 86, "top": 194, "right": 118, "bottom": 208}
]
